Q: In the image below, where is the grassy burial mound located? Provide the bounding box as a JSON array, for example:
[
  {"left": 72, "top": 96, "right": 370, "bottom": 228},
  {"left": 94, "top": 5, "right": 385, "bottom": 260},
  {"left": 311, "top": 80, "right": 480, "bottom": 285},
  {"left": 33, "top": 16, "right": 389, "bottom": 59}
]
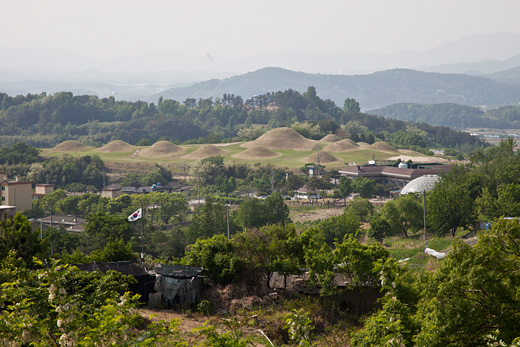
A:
[
  {"left": 181, "top": 145, "right": 227, "bottom": 159},
  {"left": 302, "top": 151, "right": 340, "bottom": 164},
  {"left": 320, "top": 134, "right": 342, "bottom": 143},
  {"left": 242, "top": 127, "right": 317, "bottom": 151},
  {"left": 326, "top": 139, "right": 360, "bottom": 152},
  {"left": 232, "top": 146, "right": 281, "bottom": 159},
  {"left": 93, "top": 140, "right": 136, "bottom": 153},
  {"left": 356, "top": 142, "right": 371, "bottom": 149},
  {"left": 370, "top": 141, "right": 398, "bottom": 152},
  {"left": 50, "top": 140, "right": 91, "bottom": 152},
  {"left": 138, "top": 141, "right": 185, "bottom": 158}
]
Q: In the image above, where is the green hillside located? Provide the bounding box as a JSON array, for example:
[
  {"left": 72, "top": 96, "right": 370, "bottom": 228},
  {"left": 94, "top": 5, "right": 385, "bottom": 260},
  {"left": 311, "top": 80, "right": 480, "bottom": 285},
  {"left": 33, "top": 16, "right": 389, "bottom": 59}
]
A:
[{"left": 153, "top": 67, "right": 520, "bottom": 109}]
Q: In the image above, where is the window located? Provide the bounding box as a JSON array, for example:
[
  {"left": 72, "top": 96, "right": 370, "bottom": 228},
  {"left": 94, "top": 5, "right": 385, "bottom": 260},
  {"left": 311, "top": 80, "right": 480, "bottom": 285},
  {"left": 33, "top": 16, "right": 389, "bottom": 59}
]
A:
[
  {"left": 1, "top": 186, "right": 4, "bottom": 191},
  {"left": 1, "top": 197, "right": 5, "bottom": 201}
]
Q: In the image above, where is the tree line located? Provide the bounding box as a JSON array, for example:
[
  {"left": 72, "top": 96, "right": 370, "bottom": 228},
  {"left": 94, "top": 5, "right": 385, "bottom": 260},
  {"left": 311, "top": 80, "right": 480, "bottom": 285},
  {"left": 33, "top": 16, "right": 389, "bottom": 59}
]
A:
[{"left": 0, "top": 89, "right": 487, "bottom": 153}]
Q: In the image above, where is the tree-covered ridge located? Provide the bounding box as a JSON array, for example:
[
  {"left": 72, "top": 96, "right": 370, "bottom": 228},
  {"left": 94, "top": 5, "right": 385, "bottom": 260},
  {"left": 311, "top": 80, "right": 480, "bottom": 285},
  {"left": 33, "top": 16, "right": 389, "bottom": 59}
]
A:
[
  {"left": 0, "top": 88, "right": 486, "bottom": 152},
  {"left": 368, "top": 102, "right": 520, "bottom": 129},
  {"left": 154, "top": 67, "right": 520, "bottom": 109}
]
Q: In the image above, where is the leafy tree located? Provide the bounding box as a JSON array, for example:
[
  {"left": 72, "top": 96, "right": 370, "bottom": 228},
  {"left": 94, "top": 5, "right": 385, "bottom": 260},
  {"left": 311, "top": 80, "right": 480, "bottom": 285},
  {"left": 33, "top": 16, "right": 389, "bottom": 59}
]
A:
[
  {"left": 379, "top": 194, "right": 423, "bottom": 237},
  {"left": 316, "top": 213, "right": 360, "bottom": 247},
  {"left": 187, "top": 196, "right": 230, "bottom": 242},
  {"left": 0, "top": 252, "right": 147, "bottom": 345},
  {"left": 0, "top": 142, "right": 40, "bottom": 165},
  {"left": 368, "top": 214, "right": 392, "bottom": 241},
  {"left": 426, "top": 177, "right": 476, "bottom": 236},
  {"left": 191, "top": 156, "right": 225, "bottom": 185},
  {"left": 344, "top": 197, "right": 374, "bottom": 222},
  {"left": 235, "top": 192, "right": 290, "bottom": 228},
  {"left": 351, "top": 295, "right": 415, "bottom": 347},
  {"left": 352, "top": 177, "right": 376, "bottom": 198},
  {"left": 306, "top": 235, "right": 388, "bottom": 297},
  {"left": 81, "top": 212, "right": 134, "bottom": 253},
  {"left": 337, "top": 177, "right": 353, "bottom": 204},
  {"left": 0, "top": 213, "right": 46, "bottom": 268},
  {"left": 413, "top": 218, "right": 520, "bottom": 345},
  {"left": 233, "top": 224, "right": 303, "bottom": 289},
  {"left": 343, "top": 98, "right": 360, "bottom": 114},
  {"left": 185, "top": 234, "right": 244, "bottom": 285}
]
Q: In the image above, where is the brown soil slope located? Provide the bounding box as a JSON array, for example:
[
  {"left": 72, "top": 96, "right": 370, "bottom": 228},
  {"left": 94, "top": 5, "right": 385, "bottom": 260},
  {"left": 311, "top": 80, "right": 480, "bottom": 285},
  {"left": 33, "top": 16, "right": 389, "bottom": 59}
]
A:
[
  {"left": 242, "top": 127, "right": 317, "bottom": 151},
  {"left": 232, "top": 147, "right": 281, "bottom": 159}
]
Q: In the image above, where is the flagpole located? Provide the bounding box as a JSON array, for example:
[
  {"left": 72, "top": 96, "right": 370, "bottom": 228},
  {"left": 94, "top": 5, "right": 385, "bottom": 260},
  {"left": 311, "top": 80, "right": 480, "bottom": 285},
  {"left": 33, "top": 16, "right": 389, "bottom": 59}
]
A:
[{"left": 140, "top": 202, "right": 144, "bottom": 258}]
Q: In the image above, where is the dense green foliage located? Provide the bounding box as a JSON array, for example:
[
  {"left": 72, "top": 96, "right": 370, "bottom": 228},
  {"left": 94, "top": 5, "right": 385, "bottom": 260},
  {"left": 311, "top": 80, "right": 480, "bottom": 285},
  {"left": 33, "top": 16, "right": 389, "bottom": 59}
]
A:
[
  {"left": 352, "top": 218, "right": 520, "bottom": 346},
  {"left": 0, "top": 89, "right": 487, "bottom": 154},
  {"left": 28, "top": 154, "right": 105, "bottom": 190},
  {"left": 369, "top": 102, "right": 520, "bottom": 129},
  {"left": 0, "top": 142, "right": 40, "bottom": 165},
  {"left": 157, "top": 67, "right": 520, "bottom": 109}
]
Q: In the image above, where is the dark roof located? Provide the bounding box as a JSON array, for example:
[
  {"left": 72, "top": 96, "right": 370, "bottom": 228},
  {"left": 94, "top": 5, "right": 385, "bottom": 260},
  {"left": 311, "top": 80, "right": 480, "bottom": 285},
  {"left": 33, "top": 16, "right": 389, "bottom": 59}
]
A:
[
  {"left": 75, "top": 260, "right": 148, "bottom": 277},
  {"left": 339, "top": 165, "right": 450, "bottom": 179},
  {"left": 36, "top": 215, "right": 85, "bottom": 225},
  {"left": 154, "top": 264, "right": 203, "bottom": 279}
]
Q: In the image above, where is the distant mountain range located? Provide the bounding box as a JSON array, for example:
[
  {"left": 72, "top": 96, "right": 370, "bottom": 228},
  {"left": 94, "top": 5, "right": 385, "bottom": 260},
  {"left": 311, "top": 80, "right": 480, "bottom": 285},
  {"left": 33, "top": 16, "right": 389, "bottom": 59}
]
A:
[
  {"left": 0, "top": 32, "right": 519, "bottom": 108},
  {"left": 153, "top": 67, "right": 520, "bottom": 109}
]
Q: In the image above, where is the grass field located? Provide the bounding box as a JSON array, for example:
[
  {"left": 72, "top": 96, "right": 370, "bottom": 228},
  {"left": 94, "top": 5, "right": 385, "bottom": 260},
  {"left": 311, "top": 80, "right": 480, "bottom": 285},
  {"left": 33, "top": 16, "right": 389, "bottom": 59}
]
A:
[{"left": 40, "top": 141, "right": 432, "bottom": 172}]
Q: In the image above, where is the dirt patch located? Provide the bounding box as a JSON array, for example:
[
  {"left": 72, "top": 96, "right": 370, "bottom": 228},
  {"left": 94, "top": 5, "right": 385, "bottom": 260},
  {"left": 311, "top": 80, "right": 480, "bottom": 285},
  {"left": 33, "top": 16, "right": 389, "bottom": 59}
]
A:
[
  {"left": 301, "top": 151, "right": 340, "bottom": 164},
  {"left": 94, "top": 140, "right": 135, "bottom": 153},
  {"left": 51, "top": 140, "right": 92, "bottom": 152},
  {"left": 181, "top": 145, "right": 227, "bottom": 159},
  {"left": 138, "top": 141, "right": 185, "bottom": 158},
  {"left": 387, "top": 153, "right": 450, "bottom": 163},
  {"left": 232, "top": 147, "right": 281, "bottom": 159},
  {"left": 320, "top": 134, "right": 341, "bottom": 143},
  {"left": 291, "top": 207, "right": 345, "bottom": 222},
  {"left": 138, "top": 308, "right": 205, "bottom": 334},
  {"left": 326, "top": 139, "right": 359, "bottom": 152},
  {"left": 241, "top": 127, "right": 317, "bottom": 151}
]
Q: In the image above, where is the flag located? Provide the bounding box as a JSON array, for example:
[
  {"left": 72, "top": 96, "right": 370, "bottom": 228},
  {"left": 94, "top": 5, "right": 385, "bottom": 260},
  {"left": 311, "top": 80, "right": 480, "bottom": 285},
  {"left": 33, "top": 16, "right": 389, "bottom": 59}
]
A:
[{"left": 128, "top": 208, "right": 142, "bottom": 222}]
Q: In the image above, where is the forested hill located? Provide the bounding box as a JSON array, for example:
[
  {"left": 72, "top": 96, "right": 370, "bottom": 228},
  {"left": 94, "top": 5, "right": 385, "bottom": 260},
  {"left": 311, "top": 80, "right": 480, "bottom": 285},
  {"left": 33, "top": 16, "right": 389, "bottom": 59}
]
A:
[
  {"left": 367, "top": 103, "right": 520, "bottom": 129},
  {"left": 153, "top": 67, "right": 520, "bottom": 109},
  {"left": 0, "top": 89, "right": 486, "bottom": 153}
]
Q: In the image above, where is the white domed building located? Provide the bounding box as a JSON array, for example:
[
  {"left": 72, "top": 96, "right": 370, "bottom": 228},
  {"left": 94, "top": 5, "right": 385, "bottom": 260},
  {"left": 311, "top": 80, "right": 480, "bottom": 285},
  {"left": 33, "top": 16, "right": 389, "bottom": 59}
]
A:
[{"left": 400, "top": 175, "right": 441, "bottom": 195}]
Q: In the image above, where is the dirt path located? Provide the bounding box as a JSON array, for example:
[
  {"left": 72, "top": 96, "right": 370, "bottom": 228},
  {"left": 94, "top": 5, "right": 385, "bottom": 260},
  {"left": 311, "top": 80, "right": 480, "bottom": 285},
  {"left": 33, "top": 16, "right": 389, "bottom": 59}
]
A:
[{"left": 137, "top": 308, "right": 267, "bottom": 346}]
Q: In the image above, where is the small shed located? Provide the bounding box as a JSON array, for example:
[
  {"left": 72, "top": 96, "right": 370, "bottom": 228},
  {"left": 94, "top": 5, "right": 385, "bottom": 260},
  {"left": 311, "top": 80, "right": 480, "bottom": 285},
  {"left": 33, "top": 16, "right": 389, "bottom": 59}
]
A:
[{"left": 149, "top": 264, "right": 204, "bottom": 309}]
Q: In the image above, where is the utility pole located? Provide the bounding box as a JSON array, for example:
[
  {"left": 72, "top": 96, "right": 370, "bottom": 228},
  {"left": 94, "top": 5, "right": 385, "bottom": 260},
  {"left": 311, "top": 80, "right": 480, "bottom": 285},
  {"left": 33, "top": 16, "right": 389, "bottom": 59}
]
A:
[
  {"left": 226, "top": 207, "right": 230, "bottom": 240},
  {"left": 315, "top": 146, "right": 321, "bottom": 178},
  {"left": 423, "top": 190, "right": 427, "bottom": 249},
  {"left": 50, "top": 211, "right": 53, "bottom": 256},
  {"left": 182, "top": 163, "right": 188, "bottom": 201},
  {"left": 198, "top": 176, "right": 201, "bottom": 205},
  {"left": 141, "top": 202, "right": 144, "bottom": 258}
]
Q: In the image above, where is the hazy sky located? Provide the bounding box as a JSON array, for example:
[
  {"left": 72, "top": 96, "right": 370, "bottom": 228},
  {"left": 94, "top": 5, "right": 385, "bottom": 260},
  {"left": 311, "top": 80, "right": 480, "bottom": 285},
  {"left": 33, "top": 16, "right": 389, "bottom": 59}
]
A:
[{"left": 1, "top": 0, "right": 519, "bottom": 60}]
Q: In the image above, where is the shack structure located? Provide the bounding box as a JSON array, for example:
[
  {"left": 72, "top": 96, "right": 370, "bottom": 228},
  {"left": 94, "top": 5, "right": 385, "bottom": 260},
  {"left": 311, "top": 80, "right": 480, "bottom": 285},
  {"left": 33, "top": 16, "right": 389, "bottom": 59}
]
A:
[
  {"left": 149, "top": 264, "right": 204, "bottom": 309},
  {"left": 74, "top": 261, "right": 204, "bottom": 308}
]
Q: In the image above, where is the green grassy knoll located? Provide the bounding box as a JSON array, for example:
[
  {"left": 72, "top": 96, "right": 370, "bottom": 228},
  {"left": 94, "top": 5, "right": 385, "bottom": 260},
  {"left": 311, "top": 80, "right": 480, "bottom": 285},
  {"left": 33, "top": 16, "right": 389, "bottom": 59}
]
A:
[{"left": 41, "top": 142, "right": 428, "bottom": 170}]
